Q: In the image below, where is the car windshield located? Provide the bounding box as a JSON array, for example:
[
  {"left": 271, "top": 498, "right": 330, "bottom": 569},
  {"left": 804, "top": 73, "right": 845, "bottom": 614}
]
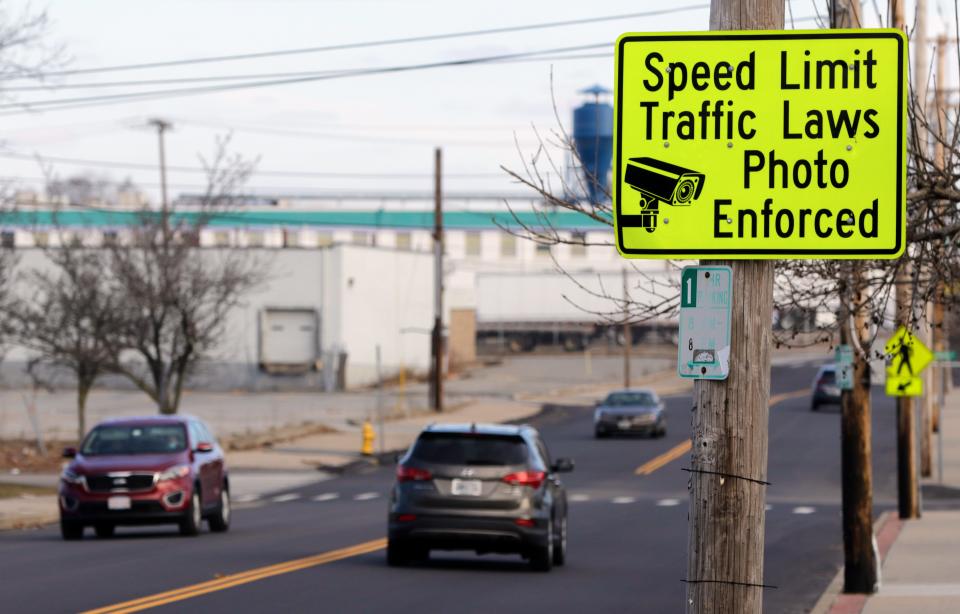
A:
[
  {"left": 818, "top": 370, "right": 836, "bottom": 383},
  {"left": 410, "top": 433, "right": 528, "bottom": 466},
  {"left": 81, "top": 424, "right": 187, "bottom": 455},
  {"left": 603, "top": 392, "right": 656, "bottom": 406}
]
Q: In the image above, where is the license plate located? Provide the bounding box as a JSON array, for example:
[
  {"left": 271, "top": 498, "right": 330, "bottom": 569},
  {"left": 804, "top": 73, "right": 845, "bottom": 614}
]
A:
[
  {"left": 451, "top": 479, "right": 482, "bottom": 496},
  {"left": 618, "top": 420, "right": 632, "bottom": 430},
  {"left": 107, "top": 496, "right": 131, "bottom": 510}
]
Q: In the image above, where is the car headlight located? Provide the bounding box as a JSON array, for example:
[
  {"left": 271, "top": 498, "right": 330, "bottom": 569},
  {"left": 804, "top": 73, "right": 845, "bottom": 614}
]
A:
[
  {"left": 60, "top": 468, "right": 84, "bottom": 486},
  {"left": 158, "top": 465, "right": 190, "bottom": 482}
]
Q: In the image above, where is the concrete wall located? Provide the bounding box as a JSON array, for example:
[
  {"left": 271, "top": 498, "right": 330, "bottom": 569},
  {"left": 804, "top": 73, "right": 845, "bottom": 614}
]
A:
[
  {"left": 322, "top": 244, "right": 434, "bottom": 388},
  {"left": 1, "top": 245, "right": 434, "bottom": 392}
]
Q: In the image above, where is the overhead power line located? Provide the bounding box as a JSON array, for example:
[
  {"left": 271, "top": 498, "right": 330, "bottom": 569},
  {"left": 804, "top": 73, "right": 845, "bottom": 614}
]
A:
[
  {"left": 0, "top": 151, "right": 515, "bottom": 179},
  {"left": 8, "top": 5, "right": 710, "bottom": 80},
  {"left": 1, "top": 52, "right": 613, "bottom": 92},
  {"left": 0, "top": 43, "right": 610, "bottom": 116},
  {"left": 169, "top": 118, "right": 543, "bottom": 147}
]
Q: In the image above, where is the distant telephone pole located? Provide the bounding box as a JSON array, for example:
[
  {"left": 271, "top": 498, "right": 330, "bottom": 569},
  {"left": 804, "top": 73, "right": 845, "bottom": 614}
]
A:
[
  {"left": 831, "top": 0, "right": 879, "bottom": 595},
  {"left": 893, "top": 0, "right": 920, "bottom": 520},
  {"left": 147, "top": 118, "right": 172, "bottom": 210},
  {"left": 431, "top": 147, "right": 444, "bottom": 412}
]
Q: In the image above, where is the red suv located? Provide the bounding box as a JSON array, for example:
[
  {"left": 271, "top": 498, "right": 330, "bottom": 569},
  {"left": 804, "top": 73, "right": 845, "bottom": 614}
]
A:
[{"left": 59, "top": 415, "right": 230, "bottom": 540}]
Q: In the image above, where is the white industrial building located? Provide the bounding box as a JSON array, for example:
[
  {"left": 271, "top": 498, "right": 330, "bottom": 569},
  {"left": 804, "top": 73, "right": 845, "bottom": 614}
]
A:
[
  {"left": 3, "top": 243, "right": 435, "bottom": 390},
  {"left": 0, "top": 194, "right": 686, "bottom": 391}
]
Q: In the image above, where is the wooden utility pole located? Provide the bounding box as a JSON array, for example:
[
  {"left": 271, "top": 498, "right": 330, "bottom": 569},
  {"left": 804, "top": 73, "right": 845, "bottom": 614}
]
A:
[
  {"left": 931, "top": 34, "right": 948, "bottom": 434},
  {"left": 896, "top": 266, "right": 921, "bottom": 518},
  {"left": 830, "top": 0, "right": 878, "bottom": 595},
  {"left": 147, "top": 118, "right": 172, "bottom": 211},
  {"left": 622, "top": 267, "right": 631, "bottom": 388},
  {"left": 430, "top": 147, "right": 444, "bottom": 412},
  {"left": 892, "top": 0, "right": 921, "bottom": 520},
  {"left": 921, "top": 298, "right": 933, "bottom": 477},
  {"left": 685, "top": 3, "right": 778, "bottom": 612},
  {"left": 916, "top": 24, "right": 947, "bottom": 479}
]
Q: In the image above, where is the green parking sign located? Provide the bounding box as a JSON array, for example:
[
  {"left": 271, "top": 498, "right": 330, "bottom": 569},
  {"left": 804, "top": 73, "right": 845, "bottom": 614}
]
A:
[{"left": 678, "top": 265, "right": 732, "bottom": 380}]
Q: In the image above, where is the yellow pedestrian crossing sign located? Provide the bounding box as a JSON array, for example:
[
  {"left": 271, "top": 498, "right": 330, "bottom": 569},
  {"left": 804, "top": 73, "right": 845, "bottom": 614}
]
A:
[{"left": 884, "top": 327, "right": 933, "bottom": 397}]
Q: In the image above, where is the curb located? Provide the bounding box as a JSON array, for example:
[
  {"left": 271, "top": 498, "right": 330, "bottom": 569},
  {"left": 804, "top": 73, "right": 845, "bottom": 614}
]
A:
[{"left": 810, "top": 511, "right": 905, "bottom": 614}]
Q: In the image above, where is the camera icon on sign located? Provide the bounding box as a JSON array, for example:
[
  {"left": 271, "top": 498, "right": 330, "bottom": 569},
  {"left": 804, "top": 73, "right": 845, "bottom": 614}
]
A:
[{"left": 623, "top": 157, "right": 706, "bottom": 232}]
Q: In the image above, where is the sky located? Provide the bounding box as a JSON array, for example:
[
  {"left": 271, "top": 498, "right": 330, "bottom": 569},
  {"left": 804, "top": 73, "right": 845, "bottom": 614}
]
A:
[{"left": 0, "top": 0, "right": 948, "bottom": 204}]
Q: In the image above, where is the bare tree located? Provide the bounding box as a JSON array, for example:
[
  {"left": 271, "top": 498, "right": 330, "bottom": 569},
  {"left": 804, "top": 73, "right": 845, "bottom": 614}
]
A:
[
  {"left": 501, "top": 28, "right": 960, "bottom": 349},
  {"left": 0, "top": 3, "right": 62, "bottom": 86},
  {"left": 8, "top": 242, "right": 117, "bottom": 442},
  {"left": 106, "top": 136, "right": 266, "bottom": 414},
  {"left": 0, "top": 1, "right": 64, "bottom": 355}
]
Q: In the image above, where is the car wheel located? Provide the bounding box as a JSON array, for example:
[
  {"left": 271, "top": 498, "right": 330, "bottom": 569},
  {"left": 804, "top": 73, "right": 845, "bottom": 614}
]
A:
[
  {"left": 60, "top": 518, "right": 83, "bottom": 540},
  {"left": 811, "top": 401, "right": 820, "bottom": 412},
  {"left": 179, "top": 489, "right": 202, "bottom": 537},
  {"left": 94, "top": 523, "right": 115, "bottom": 538},
  {"left": 552, "top": 514, "right": 567, "bottom": 566},
  {"left": 594, "top": 428, "right": 607, "bottom": 439},
  {"left": 387, "top": 538, "right": 411, "bottom": 567},
  {"left": 208, "top": 486, "right": 231, "bottom": 533},
  {"left": 530, "top": 518, "right": 554, "bottom": 572}
]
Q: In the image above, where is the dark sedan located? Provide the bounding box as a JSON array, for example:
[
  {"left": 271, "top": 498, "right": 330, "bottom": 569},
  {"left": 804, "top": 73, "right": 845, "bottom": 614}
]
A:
[
  {"left": 594, "top": 389, "right": 666, "bottom": 438},
  {"left": 388, "top": 423, "right": 573, "bottom": 571},
  {"left": 811, "top": 364, "right": 841, "bottom": 411}
]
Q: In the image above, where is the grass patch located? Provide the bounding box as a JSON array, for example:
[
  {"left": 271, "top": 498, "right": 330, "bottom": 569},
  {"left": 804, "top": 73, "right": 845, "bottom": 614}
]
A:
[{"left": 0, "top": 482, "right": 57, "bottom": 499}]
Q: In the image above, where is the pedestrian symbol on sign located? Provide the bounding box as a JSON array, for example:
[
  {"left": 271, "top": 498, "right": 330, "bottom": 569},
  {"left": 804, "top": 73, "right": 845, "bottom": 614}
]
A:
[{"left": 884, "top": 327, "right": 934, "bottom": 397}]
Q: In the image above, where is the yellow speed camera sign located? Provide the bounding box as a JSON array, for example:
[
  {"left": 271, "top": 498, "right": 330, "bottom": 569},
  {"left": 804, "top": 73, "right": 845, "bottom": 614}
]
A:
[{"left": 613, "top": 30, "right": 907, "bottom": 259}]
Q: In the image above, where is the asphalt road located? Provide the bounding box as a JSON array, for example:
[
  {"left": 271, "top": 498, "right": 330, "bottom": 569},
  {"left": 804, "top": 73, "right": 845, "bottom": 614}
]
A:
[{"left": 0, "top": 361, "right": 898, "bottom": 613}]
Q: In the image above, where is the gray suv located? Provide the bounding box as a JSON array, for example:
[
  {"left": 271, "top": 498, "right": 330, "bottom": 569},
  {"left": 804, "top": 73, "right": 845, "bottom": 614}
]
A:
[{"left": 387, "top": 423, "right": 573, "bottom": 571}]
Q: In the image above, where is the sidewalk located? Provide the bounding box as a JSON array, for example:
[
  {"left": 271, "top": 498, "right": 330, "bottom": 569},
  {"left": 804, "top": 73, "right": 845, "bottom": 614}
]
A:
[{"left": 816, "top": 384, "right": 960, "bottom": 614}]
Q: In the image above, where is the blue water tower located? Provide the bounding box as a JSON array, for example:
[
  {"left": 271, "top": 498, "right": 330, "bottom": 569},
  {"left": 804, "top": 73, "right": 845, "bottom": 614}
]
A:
[{"left": 573, "top": 84, "right": 613, "bottom": 204}]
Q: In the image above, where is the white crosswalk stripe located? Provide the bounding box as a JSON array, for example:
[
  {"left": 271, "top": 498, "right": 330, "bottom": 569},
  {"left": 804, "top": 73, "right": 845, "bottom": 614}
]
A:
[
  {"left": 656, "top": 498, "right": 681, "bottom": 507},
  {"left": 792, "top": 506, "right": 816, "bottom": 515},
  {"left": 312, "top": 493, "right": 340, "bottom": 502},
  {"left": 569, "top": 493, "right": 591, "bottom": 502},
  {"left": 612, "top": 496, "right": 636, "bottom": 505},
  {"left": 271, "top": 493, "right": 301, "bottom": 503},
  {"left": 354, "top": 492, "right": 380, "bottom": 501}
]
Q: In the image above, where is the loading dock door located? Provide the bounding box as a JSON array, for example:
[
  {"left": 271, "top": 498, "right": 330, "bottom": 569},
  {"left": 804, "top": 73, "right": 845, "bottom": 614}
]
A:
[{"left": 260, "top": 308, "right": 319, "bottom": 373}]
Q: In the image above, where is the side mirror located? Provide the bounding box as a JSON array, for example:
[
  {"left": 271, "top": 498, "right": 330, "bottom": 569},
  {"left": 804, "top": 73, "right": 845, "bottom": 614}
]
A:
[
  {"left": 62, "top": 446, "right": 77, "bottom": 459},
  {"left": 196, "top": 442, "right": 214, "bottom": 453},
  {"left": 552, "top": 458, "right": 575, "bottom": 473}
]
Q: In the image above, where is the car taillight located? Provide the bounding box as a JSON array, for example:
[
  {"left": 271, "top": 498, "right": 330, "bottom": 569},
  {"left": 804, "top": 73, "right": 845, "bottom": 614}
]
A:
[
  {"left": 397, "top": 514, "right": 417, "bottom": 522},
  {"left": 396, "top": 465, "right": 432, "bottom": 482},
  {"left": 514, "top": 518, "right": 536, "bottom": 527},
  {"left": 502, "top": 470, "right": 546, "bottom": 490}
]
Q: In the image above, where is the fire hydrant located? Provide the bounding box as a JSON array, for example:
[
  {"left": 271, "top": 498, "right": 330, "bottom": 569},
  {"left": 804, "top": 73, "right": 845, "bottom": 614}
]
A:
[{"left": 361, "top": 419, "right": 375, "bottom": 456}]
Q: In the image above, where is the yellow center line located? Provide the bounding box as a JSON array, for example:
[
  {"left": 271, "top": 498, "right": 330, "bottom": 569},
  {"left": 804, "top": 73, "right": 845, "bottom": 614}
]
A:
[
  {"left": 83, "top": 387, "right": 814, "bottom": 613},
  {"left": 634, "top": 387, "right": 808, "bottom": 476},
  {"left": 635, "top": 439, "right": 692, "bottom": 475},
  {"left": 81, "top": 538, "right": 386, "bottom": 614}
]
